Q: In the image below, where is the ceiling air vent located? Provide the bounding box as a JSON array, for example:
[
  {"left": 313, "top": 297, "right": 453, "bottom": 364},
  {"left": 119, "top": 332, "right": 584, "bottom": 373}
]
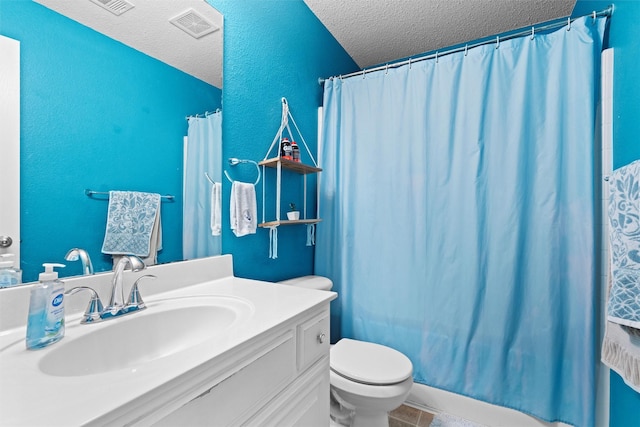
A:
[
  {"left": 170, "top": 9, "right": 219, "bottom": 39},
  {"left": 89, "top": 0, "right": 134, "bottom": 16}
]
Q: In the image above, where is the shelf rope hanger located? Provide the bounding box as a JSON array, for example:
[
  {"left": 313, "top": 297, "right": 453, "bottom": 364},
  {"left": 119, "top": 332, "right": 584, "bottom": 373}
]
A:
[
  {"left": 262, "top": 98, "right": 318, "bottom": 167},
  {"left": 261, "top": 98, "right": 319, "bottom": 259}
]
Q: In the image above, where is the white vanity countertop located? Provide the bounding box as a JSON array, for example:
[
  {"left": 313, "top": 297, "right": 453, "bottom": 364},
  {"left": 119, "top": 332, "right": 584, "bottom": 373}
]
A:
[{"left": 0, "top": 257, "right": 336, "bottom": 426}]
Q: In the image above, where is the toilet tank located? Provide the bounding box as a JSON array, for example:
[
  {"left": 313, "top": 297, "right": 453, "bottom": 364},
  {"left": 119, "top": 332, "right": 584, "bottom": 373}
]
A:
[{"left": 279, "top": 275, "right": 333, "bottom": 291}]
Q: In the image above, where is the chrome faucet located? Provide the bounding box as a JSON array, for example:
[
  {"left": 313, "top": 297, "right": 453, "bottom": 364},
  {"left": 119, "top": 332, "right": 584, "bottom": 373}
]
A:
[
  {"left": 65, "top": 248, "right": 94, "bottom": 275},
  {"left": 106, "top": 255, "right": 146, "bottom": 316},
  {"left": 65, "top": 255, "right": 156, "bottom": 324}
]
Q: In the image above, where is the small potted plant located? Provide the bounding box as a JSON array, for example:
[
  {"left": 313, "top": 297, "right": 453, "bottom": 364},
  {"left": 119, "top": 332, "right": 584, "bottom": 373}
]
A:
[{"left": 287, "top": 202, "right": 300, "bottom": 220}]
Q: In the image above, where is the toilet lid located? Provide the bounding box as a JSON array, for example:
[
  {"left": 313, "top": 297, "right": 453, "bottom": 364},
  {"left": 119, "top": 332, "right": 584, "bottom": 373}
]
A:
[{"left": 330, "top": 339, "right": 413, "bottom": 385}]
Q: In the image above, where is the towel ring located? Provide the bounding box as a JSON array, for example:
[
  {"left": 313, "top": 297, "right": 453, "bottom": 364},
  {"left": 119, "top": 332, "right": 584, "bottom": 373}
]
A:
[
  {"left": 204, "top": 172, "right": 216, "bottom": 184},
  {"left": 224, "top": 158, "right": 261, "bottom": 186}
]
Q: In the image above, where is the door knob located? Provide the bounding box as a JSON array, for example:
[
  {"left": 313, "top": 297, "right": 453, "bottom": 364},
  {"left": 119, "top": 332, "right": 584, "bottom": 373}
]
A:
[{"left": 0, "top": 236, "right": 12, "bottom": 248}]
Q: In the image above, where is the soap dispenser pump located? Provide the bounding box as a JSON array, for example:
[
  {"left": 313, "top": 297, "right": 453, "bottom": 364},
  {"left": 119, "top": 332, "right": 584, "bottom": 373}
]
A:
[{"left": 26, "top": 263, "right": 66, "bottom": 350}]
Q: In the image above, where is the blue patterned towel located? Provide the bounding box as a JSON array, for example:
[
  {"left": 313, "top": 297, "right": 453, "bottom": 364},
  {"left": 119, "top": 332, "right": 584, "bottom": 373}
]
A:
[
  {"left": 608, "top": 159, "right": 640, "bottom": 328},
  {"left": 102, "top": 191, "right": 161, "bottom": 257}
]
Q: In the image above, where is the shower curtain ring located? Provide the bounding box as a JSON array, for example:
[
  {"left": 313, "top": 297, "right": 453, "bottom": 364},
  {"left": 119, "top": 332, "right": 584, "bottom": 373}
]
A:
[
  {"left": 495, "top": 36, "right": 500, "bottom": 49},
  {"left": 408, "top": 57, "right": 412, "bottom": 69},
  {"left": 464, "top": 44, "right": 468, "bottom": 56},
  {"left": 567, "top": 17, "right": 571, "bottom": 31},
  {"left": 531, "top": 27, "right": 535, "bottom": 40},
  {"left": 385, "top": 64, "right": 389, "bottom": 75},
  {"left": 592, "top": 11, "right": 597, "bottom": 21},
  {"left": 362, "top": 69, "right": 366, "bottom": 79},
  {"left": 435, "top": 51, "right": 439, "bottom": 63}
]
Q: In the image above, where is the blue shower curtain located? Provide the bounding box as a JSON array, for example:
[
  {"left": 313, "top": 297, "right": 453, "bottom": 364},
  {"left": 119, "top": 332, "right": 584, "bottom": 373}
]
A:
[
  {"left": 316, "top": 16, "right": 606, "bottom": 427},
  {"left": 183, "top": 111, "right": 222, "bottom": 259}
]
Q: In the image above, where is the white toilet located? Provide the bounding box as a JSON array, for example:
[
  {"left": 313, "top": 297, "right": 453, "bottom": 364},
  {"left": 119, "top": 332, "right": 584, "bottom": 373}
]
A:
[{"left": 279, "top": 276, "right": 414, "bottom": 427}]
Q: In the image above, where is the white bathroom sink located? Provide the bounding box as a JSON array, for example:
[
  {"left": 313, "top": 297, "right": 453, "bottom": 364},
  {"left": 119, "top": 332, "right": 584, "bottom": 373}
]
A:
[{"left": 38, "top": 295, "right": 253, "bottom": 377}]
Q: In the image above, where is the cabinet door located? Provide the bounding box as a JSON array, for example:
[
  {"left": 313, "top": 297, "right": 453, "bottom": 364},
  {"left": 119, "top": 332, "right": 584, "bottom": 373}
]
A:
[
  {"left": 246, "top": 356, "right": 330, "bottom": 427},
  {"left": 297, "top": 310, "right": 330, "bottom": 372}
]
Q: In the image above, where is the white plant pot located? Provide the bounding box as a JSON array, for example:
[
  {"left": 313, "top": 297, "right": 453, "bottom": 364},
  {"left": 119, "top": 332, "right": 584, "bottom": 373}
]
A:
[{"left": 287, "top": 211, "right": 300, "bottom": 220}]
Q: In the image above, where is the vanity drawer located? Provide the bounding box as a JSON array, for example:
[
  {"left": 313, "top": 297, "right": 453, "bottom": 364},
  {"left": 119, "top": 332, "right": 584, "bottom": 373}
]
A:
[
  {"left": 154, "top": 331, "right": 295, "bottom": 427},
  {"left": 297, "top": 309, "right": 330, "bottom": 372}
]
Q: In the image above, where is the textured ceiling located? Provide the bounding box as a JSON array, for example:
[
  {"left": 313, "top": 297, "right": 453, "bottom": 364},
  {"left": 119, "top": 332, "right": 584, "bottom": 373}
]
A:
[
  {"left": 304, "top": 0, "right": 577, "bottom": 69},
  {"left": 33, "top": 1, "right": 578, "bottom": 89},
  {"left": 34, "top": 0, "right": 223, "bottom": 88}
]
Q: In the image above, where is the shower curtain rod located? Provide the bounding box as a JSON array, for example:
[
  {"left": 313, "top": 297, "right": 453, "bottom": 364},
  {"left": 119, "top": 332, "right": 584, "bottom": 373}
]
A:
[
  {"left": 185, "top": 108, "right": 220, "bottom": 120},
  {"left": 319, "top": 5, "right": 612, "bottom": 84}
]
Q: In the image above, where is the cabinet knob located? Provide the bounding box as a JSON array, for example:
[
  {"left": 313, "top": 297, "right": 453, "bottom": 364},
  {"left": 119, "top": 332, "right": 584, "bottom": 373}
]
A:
[{"left": 317, "top": 332, "right": 326, "bottom": 344}]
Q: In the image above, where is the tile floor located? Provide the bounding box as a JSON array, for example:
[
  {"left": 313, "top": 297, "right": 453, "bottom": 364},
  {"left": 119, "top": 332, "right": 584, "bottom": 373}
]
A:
[{"left": 389, "top": 404, "right": 435, "bottom": 427}]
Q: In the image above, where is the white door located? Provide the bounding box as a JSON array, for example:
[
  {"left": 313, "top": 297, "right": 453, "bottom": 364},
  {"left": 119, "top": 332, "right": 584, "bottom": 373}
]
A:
[{"left": 0, "top": 35, "right": 20, "bottom": 267}]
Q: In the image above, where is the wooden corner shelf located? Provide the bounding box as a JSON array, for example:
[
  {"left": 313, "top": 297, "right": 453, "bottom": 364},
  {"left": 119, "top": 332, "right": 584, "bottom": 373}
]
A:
[
  {"left": 258, "top": 219, "right": 322, "bottom": 228},
  {"left": 259, "top": 99, "right": 323, "bottom": 258},
  {"left": 259, "top": 157, "right": 322, "bottom": 175}
]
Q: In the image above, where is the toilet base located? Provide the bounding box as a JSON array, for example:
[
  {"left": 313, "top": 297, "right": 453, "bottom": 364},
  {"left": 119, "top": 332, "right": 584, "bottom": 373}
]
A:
[
  {"left": 330, "top": 372, "right": 412, "bottom": 427},
  {"left": 330, "top": 388, "right": 354, "bottom": 426},
  {"left": 351, "top": 408, "right": 390, "bottom": 427},
  {"left": 329, "top": 413, "right": 390, "bottom": 427},
  {"left": 330, "top": 379, "right": 407, "bottom": 427},
  {"left": 330, "top": 407, "right": 389, "bottom": 427}
]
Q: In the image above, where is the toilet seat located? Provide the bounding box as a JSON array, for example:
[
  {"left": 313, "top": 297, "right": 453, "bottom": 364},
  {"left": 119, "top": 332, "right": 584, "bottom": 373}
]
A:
[{"left": 331, "top": 339, "right": 413, "bottom": 385}]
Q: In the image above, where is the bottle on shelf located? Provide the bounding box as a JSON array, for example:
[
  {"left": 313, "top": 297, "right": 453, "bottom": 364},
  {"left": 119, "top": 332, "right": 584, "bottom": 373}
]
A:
[
  {"left": 291, "top": 140, "right": 300, "bottom": 162},
  {"left": 280, "top": 137, "right": 293, "bottom": 161}
]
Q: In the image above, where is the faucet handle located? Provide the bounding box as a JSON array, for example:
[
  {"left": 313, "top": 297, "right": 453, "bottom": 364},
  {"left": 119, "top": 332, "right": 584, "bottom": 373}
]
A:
[
  {"left": 126, "top": 275, "right": 157, "bottom": 311},
  {"left": 65, "top": 286, "right": 104, "bottom": 324}
]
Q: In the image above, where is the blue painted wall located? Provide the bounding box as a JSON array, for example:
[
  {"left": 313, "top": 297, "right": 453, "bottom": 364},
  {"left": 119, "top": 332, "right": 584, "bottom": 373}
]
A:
[
  {"left": 0, "top": 0, "right": 221, "bottom": 281},
  {"left": 211, "top": 0, "right": 640, "bottom": 422},
  {"left": 573, "top": 1, "right": 640, "bottom": 425},
  {"left": 207, "top": 0, "right": 358, "bottom": 281},
  {"left": 10, "top": 0, "right": 631, "bottom": 423}
]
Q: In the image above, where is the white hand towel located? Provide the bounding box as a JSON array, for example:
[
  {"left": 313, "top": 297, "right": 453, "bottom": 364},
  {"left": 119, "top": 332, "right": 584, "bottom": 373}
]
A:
[
  {"left": 210, "top": 182, "right": 222, "bottom": 236},
  {"left": 144, "top": 207, "right": 162, "bottom": 266},
  {"left": 602, "top": 321, "right": 640, "bottom": 393},
  {"left": 230, "top": 181, "right": 257, "bottom": 237}
]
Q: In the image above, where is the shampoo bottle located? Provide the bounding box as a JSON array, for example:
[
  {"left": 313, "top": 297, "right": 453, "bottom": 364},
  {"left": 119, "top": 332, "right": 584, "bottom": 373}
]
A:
[{"left": 26, "top": 263, "right": 66, "bottom": 350}]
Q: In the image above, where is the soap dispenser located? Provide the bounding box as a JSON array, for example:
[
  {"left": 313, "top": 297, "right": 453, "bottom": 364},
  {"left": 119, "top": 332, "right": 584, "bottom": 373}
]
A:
[
  {"left": 0, "top": 254, "right": 20, "bottom": 288},
  {"left": 26, "top": 263, "right": 66, "bottom": 350}
]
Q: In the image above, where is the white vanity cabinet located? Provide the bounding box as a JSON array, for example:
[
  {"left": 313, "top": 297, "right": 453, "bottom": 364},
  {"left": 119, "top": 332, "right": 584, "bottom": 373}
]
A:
[
  {"left": 0, "top": 256, "right": 336, "bottom": 427},
  {"left": 154, "top": 306, "right": 331, "bottom": 427}
]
